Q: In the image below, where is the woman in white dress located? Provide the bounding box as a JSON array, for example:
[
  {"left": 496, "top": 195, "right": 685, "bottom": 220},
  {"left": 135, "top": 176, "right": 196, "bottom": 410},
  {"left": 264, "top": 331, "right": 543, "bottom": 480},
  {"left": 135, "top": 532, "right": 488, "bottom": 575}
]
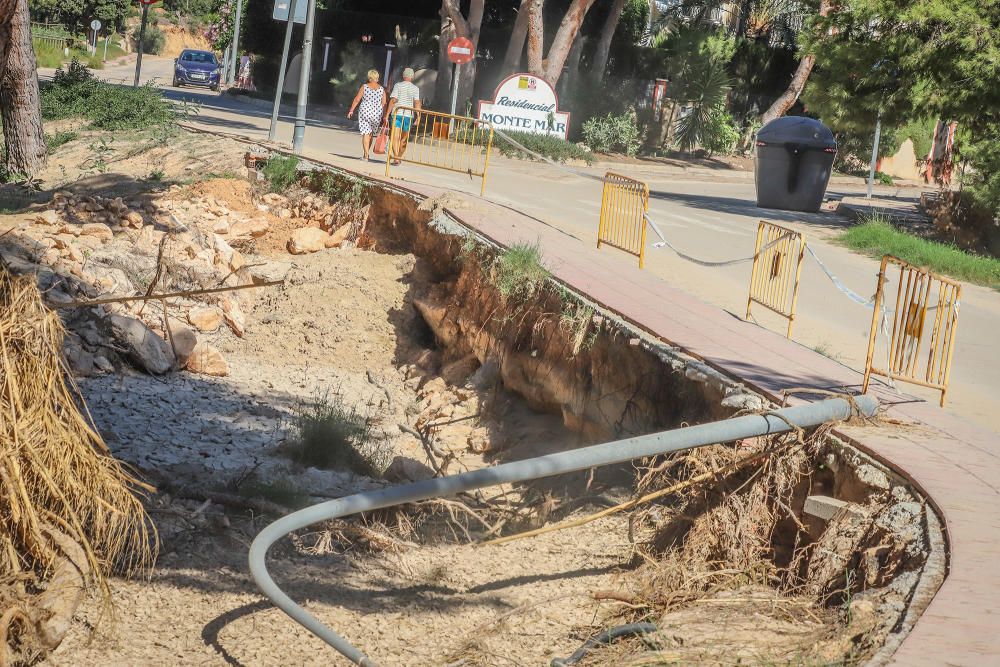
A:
[{"left": 347, "top": 69, "right": 386, "bottom": 161}]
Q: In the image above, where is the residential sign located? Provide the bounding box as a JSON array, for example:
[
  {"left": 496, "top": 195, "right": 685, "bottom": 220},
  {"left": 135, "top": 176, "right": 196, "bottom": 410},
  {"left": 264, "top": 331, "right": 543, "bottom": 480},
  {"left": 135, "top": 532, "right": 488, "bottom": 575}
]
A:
[{"left": 477, "top": 74, "right": 570, "bottom": 139}]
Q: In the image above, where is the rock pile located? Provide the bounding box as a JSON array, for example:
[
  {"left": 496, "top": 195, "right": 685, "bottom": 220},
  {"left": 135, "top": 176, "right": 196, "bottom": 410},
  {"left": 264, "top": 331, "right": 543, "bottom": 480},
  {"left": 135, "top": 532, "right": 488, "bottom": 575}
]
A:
[{"left": 1, "top": 188, "right": 292, "bottom": 380}]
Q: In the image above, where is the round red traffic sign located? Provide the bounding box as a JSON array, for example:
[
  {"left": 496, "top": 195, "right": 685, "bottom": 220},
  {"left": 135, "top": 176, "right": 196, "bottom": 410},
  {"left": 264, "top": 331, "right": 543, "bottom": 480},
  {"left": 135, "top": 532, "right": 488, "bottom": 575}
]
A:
[{"left": 447, "top": 37, "right": 474, "bottom": 65}]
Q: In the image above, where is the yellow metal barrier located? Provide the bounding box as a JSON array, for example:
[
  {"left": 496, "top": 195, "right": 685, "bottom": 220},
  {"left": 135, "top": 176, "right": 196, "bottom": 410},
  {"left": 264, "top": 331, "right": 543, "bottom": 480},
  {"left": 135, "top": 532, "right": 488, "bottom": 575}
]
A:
[
  {"left": 863, "top": 255, "right": 961, "bottom": 407},
  {"left": 745, "top": 221, "right": 806, "bottom": 338},
  {"left": 597, "top": 172, "right": 649, "bottom": 268},
  {"left": 384, "top": 106, "right": 494, "bottom": 196}
]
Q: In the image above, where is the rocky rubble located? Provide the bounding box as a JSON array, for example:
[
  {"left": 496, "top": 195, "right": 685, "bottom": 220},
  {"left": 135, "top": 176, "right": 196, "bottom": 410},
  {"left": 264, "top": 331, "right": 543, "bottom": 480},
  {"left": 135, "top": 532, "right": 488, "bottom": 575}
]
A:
[{"left": 1, "top": 188, "right": 293, "bottom": 380}]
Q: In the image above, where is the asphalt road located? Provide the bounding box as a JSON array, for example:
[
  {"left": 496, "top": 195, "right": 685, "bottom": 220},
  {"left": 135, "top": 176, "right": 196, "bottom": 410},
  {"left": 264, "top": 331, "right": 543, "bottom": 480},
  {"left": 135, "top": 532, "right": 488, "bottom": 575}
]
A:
[{"left": 60, "top": 57, "right": 1000, "bottom": 433}]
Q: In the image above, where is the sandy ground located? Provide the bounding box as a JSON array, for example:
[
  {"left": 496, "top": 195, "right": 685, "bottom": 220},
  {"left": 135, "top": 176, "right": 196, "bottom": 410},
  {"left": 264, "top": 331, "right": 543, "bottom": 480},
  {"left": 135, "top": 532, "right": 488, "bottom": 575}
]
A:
[{"left": 46, "top": 213, "right": 638, "bottom": 667}]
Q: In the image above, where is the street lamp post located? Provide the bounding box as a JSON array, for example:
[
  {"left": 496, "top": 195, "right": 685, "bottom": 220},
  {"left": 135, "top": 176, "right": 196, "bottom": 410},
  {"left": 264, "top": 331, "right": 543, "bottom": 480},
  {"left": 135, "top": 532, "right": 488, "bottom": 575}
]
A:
[
  {"left": 269, "top": 0, "right": 301, "bottom": 142},
  {"left": 291, "top": 0, "right": 317, "bottom": 154},
  {"left": 228, "top": 0, "right": 244, "bottom": 86}
]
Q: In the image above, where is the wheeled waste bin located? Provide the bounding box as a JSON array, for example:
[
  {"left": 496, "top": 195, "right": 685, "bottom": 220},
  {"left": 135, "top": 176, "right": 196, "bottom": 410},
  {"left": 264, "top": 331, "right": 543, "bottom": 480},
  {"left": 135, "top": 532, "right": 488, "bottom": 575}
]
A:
[{"left": 755, "top": 117, "right": 837, "bottom": 213}]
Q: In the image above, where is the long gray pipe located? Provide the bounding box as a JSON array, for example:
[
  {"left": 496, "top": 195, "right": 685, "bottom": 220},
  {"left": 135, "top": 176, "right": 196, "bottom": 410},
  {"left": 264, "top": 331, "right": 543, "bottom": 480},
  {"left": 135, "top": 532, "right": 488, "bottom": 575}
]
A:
[{"left": 249, "top": 395, "right": 877, "bottom": 665}]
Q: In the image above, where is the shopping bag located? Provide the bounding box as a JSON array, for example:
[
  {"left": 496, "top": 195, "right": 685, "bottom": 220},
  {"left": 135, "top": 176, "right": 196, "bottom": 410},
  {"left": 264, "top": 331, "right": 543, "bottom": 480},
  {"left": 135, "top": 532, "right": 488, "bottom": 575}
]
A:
[{"left": 373, "top": 124, "right": 389, "bottom": 155}]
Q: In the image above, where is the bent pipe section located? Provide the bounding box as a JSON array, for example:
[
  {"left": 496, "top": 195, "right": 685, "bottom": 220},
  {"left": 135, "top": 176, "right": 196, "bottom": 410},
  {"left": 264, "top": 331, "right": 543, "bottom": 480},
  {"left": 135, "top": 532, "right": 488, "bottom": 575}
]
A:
[{"left": 249, "top": 396, "right": 877, "bottom": 665}]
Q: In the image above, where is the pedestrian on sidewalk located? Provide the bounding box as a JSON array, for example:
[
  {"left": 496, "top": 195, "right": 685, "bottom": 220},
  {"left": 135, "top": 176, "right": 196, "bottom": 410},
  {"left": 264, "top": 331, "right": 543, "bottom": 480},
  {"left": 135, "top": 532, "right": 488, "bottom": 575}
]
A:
[
  {"left": 347, "top": 69, "right": 386, "bottom": 162},
  {"left": 384, "top": 67, "right": 421, "bottom": 165}
]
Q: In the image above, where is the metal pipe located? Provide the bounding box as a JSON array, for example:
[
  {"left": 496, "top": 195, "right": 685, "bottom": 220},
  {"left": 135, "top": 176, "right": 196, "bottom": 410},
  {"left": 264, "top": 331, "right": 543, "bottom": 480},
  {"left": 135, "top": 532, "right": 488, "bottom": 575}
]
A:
[{"left": 249, "top": 396, "right": 877, "bottom": 666}]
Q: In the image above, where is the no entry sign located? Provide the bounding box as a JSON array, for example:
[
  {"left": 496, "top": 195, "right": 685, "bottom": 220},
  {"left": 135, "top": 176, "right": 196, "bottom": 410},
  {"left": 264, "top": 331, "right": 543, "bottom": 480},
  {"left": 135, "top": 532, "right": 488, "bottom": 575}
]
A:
[{"left": 447, "top": 37, "right": 474, "bottom": 65}]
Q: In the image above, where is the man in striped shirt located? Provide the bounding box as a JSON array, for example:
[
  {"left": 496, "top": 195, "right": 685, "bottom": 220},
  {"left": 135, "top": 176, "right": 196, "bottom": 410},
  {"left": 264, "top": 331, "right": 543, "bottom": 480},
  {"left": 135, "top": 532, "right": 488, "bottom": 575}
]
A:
[{"left": 384, "top": 67, "right": 422, "bottom": 164}]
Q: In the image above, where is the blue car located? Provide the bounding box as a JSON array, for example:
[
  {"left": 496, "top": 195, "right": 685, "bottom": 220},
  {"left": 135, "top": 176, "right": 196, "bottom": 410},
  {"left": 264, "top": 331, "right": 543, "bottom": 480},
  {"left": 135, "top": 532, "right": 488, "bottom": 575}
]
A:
[{"left": 172, "top": 49, "right": 221, "bottom": 91}]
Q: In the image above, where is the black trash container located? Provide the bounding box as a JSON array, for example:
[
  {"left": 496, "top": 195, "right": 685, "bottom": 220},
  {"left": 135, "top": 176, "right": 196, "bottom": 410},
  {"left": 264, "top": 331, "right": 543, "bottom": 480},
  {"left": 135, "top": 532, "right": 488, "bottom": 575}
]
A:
[{"left": 755, "top": 117, "right": 837, "bottom": 213}]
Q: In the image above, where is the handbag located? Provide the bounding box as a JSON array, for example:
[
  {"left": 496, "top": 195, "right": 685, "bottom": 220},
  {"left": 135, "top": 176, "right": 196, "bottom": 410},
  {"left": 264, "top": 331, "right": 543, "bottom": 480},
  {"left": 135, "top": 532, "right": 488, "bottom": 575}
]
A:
[{"left": 373, "top": 123, "right": 389, "bottom": 155}]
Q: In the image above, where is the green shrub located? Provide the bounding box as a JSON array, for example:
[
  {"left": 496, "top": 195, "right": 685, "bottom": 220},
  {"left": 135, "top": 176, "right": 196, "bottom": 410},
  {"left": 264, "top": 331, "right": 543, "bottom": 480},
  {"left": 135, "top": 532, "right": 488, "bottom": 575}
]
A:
[
  {"left": 490, "top": 130, "right": 593, "bottom": 164},
  {"left": 491, "top": 242, "right": 550, "bottom": 300},
  {"left": 701, "top": 102, "right": 740, "bottom": 155},
  {"left": 289, "top": 393, "right": 391, "bottom": 477},
  {"left": 41, "top": 60, "right": 176, "bottom": 130},
  {"left": 134, "top": 24, "right": 165, "bottom": 55},
  {"left": 309, "top": 170, "right": 370, "bottom": 209},
  {"left": 262, "top": 154, "right": 300, "bottom": 193},
  {"left": 581, "top": 108, "right": 641, "bottom": 156}
]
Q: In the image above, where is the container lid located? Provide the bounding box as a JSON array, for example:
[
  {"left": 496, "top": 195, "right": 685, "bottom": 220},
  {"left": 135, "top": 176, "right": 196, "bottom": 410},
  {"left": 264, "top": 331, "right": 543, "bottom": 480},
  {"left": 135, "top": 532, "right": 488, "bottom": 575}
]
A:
[{"left": 757, "top": 116, "right": 836, "bottom": 149}]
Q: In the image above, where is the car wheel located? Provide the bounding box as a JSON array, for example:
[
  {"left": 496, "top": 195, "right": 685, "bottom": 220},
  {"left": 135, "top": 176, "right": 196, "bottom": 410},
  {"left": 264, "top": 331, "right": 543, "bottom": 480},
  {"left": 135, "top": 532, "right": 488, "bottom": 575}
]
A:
[
  {"left": 210, "top": 84, "right": 219, "bottom": 92},
  {"left": 173, "top": 78, "right": 180, "bottom": 87}
]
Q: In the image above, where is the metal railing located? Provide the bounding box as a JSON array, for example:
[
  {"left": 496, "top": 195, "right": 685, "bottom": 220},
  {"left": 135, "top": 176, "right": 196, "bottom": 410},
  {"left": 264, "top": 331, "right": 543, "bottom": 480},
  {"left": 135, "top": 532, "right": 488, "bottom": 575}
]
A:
[
  {"left": 249, "top": 396, "right": 877, "bottom": 666},
  {"left": 863, "top": 256, "right": 961, "bottom": 406},
  {"left": 597, "top": 172, "right": 650, "bottom": 268},
  {"left": 31, "top": 34, "right": 70, "bottom": 51},
  {"left": 384, "top": 106, "right": 494, "bottom": 196},
  {"left": 746, "top": 221, "right": 806, "bottom": 338}
]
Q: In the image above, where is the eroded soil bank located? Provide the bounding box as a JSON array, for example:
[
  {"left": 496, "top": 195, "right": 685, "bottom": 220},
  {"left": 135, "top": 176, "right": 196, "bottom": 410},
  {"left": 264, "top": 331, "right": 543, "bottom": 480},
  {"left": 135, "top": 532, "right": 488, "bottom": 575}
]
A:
[{"left": 0, "top": 130, "right": 943, "bottom": 666}]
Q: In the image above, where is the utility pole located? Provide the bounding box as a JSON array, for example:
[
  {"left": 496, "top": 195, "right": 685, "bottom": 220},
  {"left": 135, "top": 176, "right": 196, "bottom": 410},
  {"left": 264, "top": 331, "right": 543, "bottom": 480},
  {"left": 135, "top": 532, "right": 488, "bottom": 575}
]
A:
[
  {"left": 269, "top": 0, "right": 300, "bottom": 142},
  {"left": 292, "top": 0, "right": 317, "bottom": 154},
  {"left": 228, "top": 0, "right": 244, "bottom": 86}
]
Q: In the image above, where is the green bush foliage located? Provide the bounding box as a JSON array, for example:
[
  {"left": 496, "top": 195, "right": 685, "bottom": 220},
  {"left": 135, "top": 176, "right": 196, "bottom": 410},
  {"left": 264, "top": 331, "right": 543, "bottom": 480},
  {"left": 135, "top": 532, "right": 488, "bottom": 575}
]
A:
[
  {"left": 701, "top": 102, "right": 740, "bottom": 155},
  {"left": 491, "top": 130, "right": 594, "bottom": 164},
  {"left": 40, "top": 60, "right": 176, "bottom": 130},
  {"left": 581, "top": 108, "right": 641, "bottom": 156},
  {"left": 133, "top": 24, "right": 165, "bottom": 55},
  {"left": 262, "top": 154, "right": 300, "bottom": 193}
]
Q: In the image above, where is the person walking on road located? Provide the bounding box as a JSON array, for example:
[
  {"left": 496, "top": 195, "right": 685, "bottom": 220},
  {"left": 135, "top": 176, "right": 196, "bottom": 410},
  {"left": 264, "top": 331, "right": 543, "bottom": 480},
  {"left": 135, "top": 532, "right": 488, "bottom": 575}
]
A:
[
  {"left": 384, "top": 67, "right": 422, "bottom": 165},
  {"left": 347, "top": 69, "right": 386, "bottom": 161}
]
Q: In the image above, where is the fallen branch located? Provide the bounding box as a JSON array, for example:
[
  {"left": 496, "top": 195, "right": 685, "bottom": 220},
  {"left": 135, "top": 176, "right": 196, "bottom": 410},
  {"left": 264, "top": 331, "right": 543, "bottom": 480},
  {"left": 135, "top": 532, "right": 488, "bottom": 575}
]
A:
[
  {"left": 482, "top": 447, "right": 779, "bottom": 547},
  {"left": 52, "top": 279, "right": 284, "bottom": 309}
]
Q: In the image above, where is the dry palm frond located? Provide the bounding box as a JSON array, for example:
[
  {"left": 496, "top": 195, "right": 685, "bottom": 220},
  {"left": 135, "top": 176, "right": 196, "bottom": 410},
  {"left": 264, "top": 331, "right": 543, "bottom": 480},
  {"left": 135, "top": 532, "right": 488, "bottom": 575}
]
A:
[{"left": 0, "top": 268, "right": 156, "bottom": 661}]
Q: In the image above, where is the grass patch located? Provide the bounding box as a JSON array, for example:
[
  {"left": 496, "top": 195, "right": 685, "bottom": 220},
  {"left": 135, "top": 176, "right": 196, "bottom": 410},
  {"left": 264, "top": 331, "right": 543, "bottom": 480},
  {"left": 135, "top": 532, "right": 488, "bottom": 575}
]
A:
[
  {"left": 262, "top": 154, "right": 301, "bottom": 193},
  {"left": 238, "top": 477, "right": 311, "bottom": 508},
  {"left": 839, "top": 214, "right": 1000, "bottom": 288},
  {"left": 287, "top": 392, "right": 391, "bottom": 477},
  {"left": 491, "top": 241, "right": 550, "bottom": 300},
  {"left": 44, "top": 130, "right": 79, "bottom": 152}
]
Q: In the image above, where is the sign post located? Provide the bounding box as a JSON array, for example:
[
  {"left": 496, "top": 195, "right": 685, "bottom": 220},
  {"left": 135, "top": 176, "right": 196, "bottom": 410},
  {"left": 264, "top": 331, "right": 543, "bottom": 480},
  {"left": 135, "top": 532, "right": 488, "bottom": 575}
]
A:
[
  {"left": 269, "top": 0, "right": 301, "bottom": 142},
  {"left": 89, "top": 20, "right": 101, "bottom": 54},
  {"left": 134, "top": 1, "right": 157, "bottom": 87},
  {"left": 227, "top": 0, "right": 244, "bottom": 86},
  {"left": 446, "top": 37, "right": 474, "bottom": 134}
]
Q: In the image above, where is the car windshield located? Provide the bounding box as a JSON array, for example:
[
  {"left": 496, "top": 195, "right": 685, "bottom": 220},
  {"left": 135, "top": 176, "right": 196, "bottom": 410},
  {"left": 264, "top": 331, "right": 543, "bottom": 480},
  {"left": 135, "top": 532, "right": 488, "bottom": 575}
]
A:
[{"left": 181, "top": 52, "right": 216, "bottom": 64}]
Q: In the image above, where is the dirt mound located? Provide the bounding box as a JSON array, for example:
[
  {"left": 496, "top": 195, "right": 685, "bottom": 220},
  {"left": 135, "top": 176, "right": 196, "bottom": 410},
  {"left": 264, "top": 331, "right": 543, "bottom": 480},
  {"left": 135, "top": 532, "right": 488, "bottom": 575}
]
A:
[{"left": 159, "top": 23, "right": 212, "bottom": 58}]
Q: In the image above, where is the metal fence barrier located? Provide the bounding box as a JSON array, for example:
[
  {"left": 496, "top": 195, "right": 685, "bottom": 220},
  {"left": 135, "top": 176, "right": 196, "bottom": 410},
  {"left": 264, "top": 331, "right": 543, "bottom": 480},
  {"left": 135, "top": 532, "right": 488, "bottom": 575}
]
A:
[
  {"left": 597, "top": 172, "right": 649, "bottom": 268},
  {"left": 863, "top": 255, "right": 962, "bottom": 406},
  {"left": 384, "top": 106, "right": 494, "bottom": 196},
  {"left": 745, "top": 221, "right": 806, "bottom": 338}
]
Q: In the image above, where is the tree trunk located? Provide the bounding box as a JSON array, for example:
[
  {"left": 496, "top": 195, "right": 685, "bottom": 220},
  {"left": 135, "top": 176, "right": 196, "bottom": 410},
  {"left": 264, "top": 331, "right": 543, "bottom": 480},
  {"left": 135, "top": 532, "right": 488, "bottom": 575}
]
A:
[
  {"left": 559, "top": 34, "right": 585, "bottom": 100},
  {"left": 502, "top": 0, "right": 532, "bottom": 74},
  {"left": 526, "top": 0, "right": 545, "bottom": 76},
  {"left": 759, "top": 0, "right": 832, "bottom": 125},
  {"left": 435, "top": 10, "right": 457, "bottom": 107},
  {"left": 591, "top": 0, "right": 628, "bottom": 83},
  {"left": 0, "top": 0, "right": 46, "bottom": 179},
  {"left": 541, "top": 0, "right": 598, "bottom": 86},
  {"left": 441, "top": 0, "right": 485, "bottom": 113}
]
